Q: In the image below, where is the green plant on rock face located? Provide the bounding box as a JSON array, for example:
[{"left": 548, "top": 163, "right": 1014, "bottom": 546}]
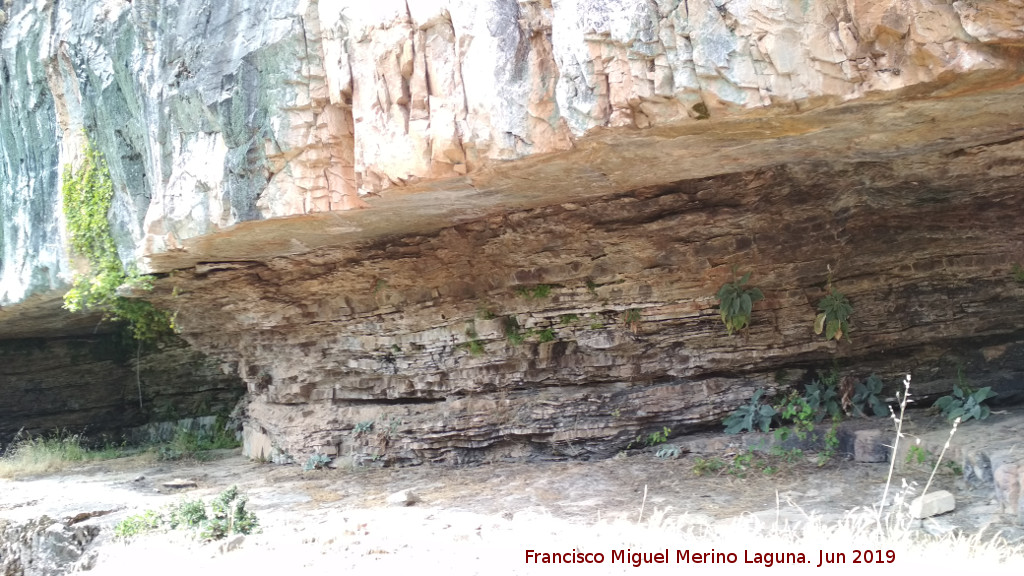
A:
[
  {"left": 814, "top": 270, "right": 852, "bottom": 341},
  {"left": 1012, "top": 264, "right": 1024, "bottom": 283},
  {"left": 62, "top": 141, "right": 173, "bottom": 342},
  {"left": 515, "top": 284, "right": 552, "bottom": 300},
  {"left": 933, "top": 371, "right": 996, "bottom": 423},
  {"left": 628, "top": 426, "right": 672, "bottom": 450},
  {"left": 353, "top": 420, "right": 374, "bottom": 435},
  {"left": 622, "top": 309, "right": 642, "bottom": 334},
  {"left": 504, "top": 316, "right": 526, "bottom": 346},
  {"left": 723, "top": 389, "right": 776, "bottom": 434},
  {"left": 559, "top": 314, "right": 579, "bottom": 325},
  {"left": 537, "top": 328, "right": 556, "bottom": 343},
  {"left": 852, "top": 374, "right": 890, "bottom": 417},
  {"left": 460, "top": 324, "right": 485, "bottom": 356},
  {"left": 648, "top": 426, "right": 671, "bottom": 446},
  {"left": 716, "top": 269, "right": 764, "bottom": 335}
]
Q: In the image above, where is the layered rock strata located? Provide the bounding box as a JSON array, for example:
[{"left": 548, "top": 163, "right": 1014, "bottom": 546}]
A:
[
  {"left": 0, "top": 0, "right": 1023, "bottom": 462},
  {"left": 0, "top": 333, "right": 244, "bottom": 442},
  {"left": 152, "top": 134, "right": 1024, "bottom": 464}
]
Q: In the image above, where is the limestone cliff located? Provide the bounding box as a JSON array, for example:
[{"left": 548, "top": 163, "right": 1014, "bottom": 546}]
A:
[{"left": 0, "top": 0, "right": 1023, "bottom": 461}]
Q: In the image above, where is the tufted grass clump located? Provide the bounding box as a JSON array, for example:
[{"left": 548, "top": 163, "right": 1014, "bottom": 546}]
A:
[{"left": 0, "top": 429, "right": 132, "bottom": 478}]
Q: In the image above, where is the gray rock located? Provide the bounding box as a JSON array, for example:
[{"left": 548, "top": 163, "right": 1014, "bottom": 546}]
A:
[{"left": 853, "top": 430, "right": 889, "bottom": 463}]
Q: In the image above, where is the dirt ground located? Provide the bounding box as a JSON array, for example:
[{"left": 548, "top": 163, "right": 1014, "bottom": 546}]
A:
[{"left": 2, "top": 406, "right": 1023, "bottom": 574}]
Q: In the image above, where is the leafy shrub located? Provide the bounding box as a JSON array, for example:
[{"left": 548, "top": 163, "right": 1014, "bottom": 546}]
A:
[
  {"left": 303, "top": 452, "right": 332, "bottom": 471},
  {"left": 114, "top": 486, "right": 259, "bottom": 542},
  {"left": 655, "top": 444, "right": 680, "bottom": 459},
  {"left": 773, "top": 378, "right": 842, "bottom": 442},
  {"left": 933, "top": 378, "right": 996, "bottom": 423},
  {"left": 716, "top": 270, "right": 764, "bottom": 335},
  {"left": 724, "top": 389, "right": 776, "bottom": 434},
  {"left": 168, "top": 499, "right": 207, "bottom": 529},
  {"left": 628, "top": 426, "right": 672, "bottom": 449},
  {"left": 852, "top": 374, "right": 890, "bottom": 417},
  {"left": 773, "top": 391, "right": 816, "bottom": 441},
  {"left": 157, "top": 424, "right": 240, "bottom": 461},
  {"left": 803, "top": 380, "right": 843, "bottom": 422},
  {"left": 114, "top": 510, "right": 164, "bottom": 539},
  {"left": 200, "top": 486, "right": 259, "bottom": 540},
  {"left": 692, "top": 456, "right": 726, "bottom": 476}
]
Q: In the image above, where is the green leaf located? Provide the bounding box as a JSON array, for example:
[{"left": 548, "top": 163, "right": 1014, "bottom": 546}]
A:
[{"left": 825, "top": 319, "right": 840, "bottom": 340}]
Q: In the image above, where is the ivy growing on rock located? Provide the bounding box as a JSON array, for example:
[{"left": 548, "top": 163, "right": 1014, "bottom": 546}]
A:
[{"left": 62, "top": 141, "right": 173, "bottom": 342}]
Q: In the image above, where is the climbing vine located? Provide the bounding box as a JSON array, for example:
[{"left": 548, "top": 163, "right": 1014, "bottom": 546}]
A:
[{"left": 62, "top": 141, "right": 173, "bottom": 342}]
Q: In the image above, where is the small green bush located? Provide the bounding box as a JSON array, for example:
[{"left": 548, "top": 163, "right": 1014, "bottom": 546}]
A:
[
  {"left": 515, "top": 285, "right": 552, "bottom": 299},
  {"left": 303, "top": 452, "right": 332, "bottom": 471},
  {"left": 933, "top": 373, "right": 996, "bottom": 423},
  {"left": 157, "top": 424, "right": 239, "bottom": 461},
  {"left": 724, "top": 389, "right": 776, "bottom": 434},
  {"left": 716, "top": 269, "right": 763, "bottom": 335},
  {"left": 114, "top": 486, "right": 259, "bottom": 542},
  {"left": 852, "top": 374, "right": 889, "bottom": 417},
  {"left": 115, "top": 510, "right": 164, "bottom": 539}
]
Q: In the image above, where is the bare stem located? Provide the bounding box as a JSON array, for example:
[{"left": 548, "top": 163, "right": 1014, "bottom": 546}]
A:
[
  {"left": 879, "top": 374, "right": 911, "bottom": 524},
  {"left": 921, "top": 417, "right": 960, "bottom": 498}
]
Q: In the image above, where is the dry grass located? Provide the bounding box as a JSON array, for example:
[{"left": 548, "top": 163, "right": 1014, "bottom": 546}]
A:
[{"left": 0, "top": 430, "right": 133, "bottom": 478}]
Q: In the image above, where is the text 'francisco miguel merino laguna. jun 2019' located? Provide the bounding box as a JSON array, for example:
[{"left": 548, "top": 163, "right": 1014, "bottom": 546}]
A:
[{"left": 524, "top": 548, "right": 896, "bottom": 567}]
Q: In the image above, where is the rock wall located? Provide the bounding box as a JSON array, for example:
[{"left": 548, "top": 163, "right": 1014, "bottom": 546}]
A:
[
  {"left": 0, "top": 333, "right": 244, "bottom": 443},
  {"left": 0, "top": 0, "right": 1023, "bottom": 463},
  {"left": 153, "top": 138, "right": 1024, "bottom": 465}
]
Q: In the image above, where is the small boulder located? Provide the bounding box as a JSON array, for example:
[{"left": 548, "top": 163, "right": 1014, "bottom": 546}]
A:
[
  {"left": 386, "top": 489, "right": 420, "bottom": 506},
  {"left": 909, "top": 490, "right": 955, "bottom": 519},
  {"left": 994, "top": 463, "right": 1020, "bottom": 515},
  {"left": 853, "top": 429, "right": 889, "bottom": 463}
]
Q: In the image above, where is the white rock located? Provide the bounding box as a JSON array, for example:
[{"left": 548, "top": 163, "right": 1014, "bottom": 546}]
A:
[
  {"left": 909, "top": 490, "right": 956, "bottom": 519},
  {"left": 386, "top": 489, "right": 420, "bottom": 506}
]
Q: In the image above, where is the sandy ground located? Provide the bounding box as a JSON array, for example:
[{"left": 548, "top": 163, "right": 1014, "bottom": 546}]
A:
[{"left": 2, "top": 407, "right": 1024, "bottom": 574}]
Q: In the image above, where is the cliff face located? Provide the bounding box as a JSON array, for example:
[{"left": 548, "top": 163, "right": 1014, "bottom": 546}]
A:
[{"left": 0, "top": 0, "right": 1023, "bottom": 461}]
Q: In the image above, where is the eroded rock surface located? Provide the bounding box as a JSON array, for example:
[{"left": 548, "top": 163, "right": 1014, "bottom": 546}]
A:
[{"left": 0, "top": 0, "right": 1023, "bottom": 462}]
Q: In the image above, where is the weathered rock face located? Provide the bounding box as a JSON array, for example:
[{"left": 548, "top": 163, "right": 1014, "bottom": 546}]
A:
[
  {"left": 1, "top": 0, "right": 1023, "bottom": 463},
  {"left": 153, "top": 132, "right": 1024, "bottom": 464}
]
